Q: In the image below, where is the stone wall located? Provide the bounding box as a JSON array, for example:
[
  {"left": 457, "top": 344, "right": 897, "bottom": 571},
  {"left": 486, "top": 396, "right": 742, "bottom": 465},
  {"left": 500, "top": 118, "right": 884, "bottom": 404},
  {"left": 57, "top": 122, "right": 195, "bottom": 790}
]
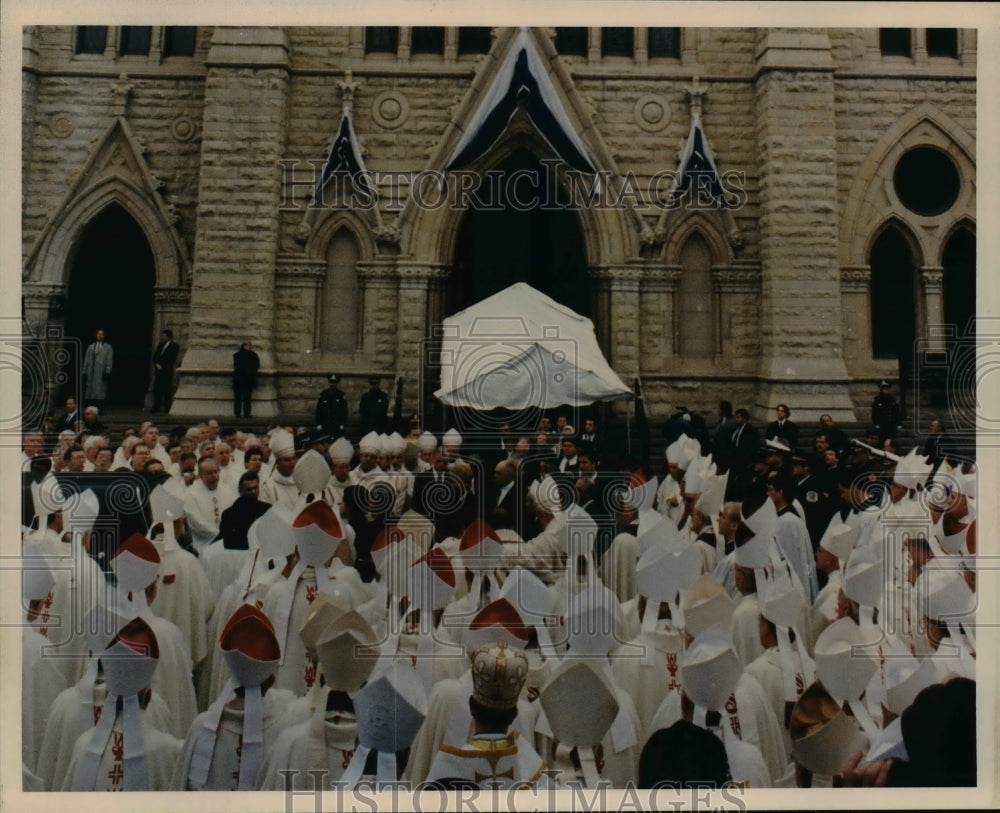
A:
[{"left": 21, "top": 26, "right": 976, "bottom": 424}]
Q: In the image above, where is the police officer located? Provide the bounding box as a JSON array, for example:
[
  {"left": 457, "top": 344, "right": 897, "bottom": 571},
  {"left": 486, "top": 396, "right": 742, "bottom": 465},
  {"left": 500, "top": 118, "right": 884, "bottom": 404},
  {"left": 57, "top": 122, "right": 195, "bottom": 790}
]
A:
[
  {"left": 315, "top": 373, "right": 348, "bottom": 439},
  {"left": 359, "top": 376, "right": 389, "bottom": 436},
  {"left": 871, "top": 379, "right": 902, "bottom": 443}
]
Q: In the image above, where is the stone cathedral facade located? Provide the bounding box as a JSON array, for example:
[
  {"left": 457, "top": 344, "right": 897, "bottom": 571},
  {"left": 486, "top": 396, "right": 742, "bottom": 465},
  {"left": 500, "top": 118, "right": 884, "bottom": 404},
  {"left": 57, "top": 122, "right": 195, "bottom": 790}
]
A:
[{"left": 21, "top": 26, "right": 976, "bottom": 423}]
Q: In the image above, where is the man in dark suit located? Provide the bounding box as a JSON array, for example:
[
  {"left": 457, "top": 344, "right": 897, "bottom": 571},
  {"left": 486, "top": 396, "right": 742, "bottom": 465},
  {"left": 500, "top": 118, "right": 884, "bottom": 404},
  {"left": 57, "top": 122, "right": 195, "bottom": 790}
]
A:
[
  {"left": 232, "top": 341, "right": 260, "bottom": 418},
  {"left": 922, "top": 418, "right": 948, "bottom": 468},
  {"left": 486, "top": 459, "right": 524, "bottom": 534},
  {"left": 726, "top": 409, "right": 759, "bottom": 495},
  {"left": 764, "top": 403, "right": 798, "bottom": 451},
  {"left": 151, "top": 329, "right": 180, "bottom": 413},
  {"left": 56, "top": 396, "right": 81, "bottom": 432}
]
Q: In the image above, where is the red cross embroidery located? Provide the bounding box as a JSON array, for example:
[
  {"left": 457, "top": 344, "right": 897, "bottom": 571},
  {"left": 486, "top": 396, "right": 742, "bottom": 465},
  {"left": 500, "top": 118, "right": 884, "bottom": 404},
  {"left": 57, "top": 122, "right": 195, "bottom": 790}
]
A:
[
  {"left": 231, "top": 743, "right": 242, "bottom": 788},
  {"left": 107, "top": 762, "right": 124, "bottom": 787},
  {"left": 111, "top": 731, "right": 124, "bottom": 760},
  {"left": 304, "top": 661, "right": 316, "bottom": 688},
  {"left": 665, "top": 653, "right": 681, "bottom": 691},
  {"left": 725, "top": 694, "right": 741, "bottom": 738},
  {"left": 341, "top": 749, "right": 354, "bottom": 770},
  {"left": 306, "top": 584, "right": 318, "bottom": 604},
  {"left": 93, "top": 704, "right": 102, "bottom": 726}
]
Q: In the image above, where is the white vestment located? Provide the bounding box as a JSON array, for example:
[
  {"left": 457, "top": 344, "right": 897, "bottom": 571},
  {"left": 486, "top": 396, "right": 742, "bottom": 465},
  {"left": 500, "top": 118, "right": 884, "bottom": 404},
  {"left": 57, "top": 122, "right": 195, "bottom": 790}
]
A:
[
  {"left": 149, "top": 535, "right": 214, "bottom": 669},
  {"left": 730, "top": 592, "right": 765, "bottom": 667},
  {"left": 172, "top": 688, "right": 297, "bottom": 790},
  {"left": 184, "top": 480, "right": 238, "bottom": 552},
  {"left": 258, "top": 688, "right": 360, "bottom": 791},
  {"left": 774, "top": 508, "right": 819, "bottom": 602},
  {"left": 260, "top": 471, "right": 306, "bottom": 512},
  {"left": 38, "top": 677, "right": 171, "bottom": 792},
  {"left": 426, "top": 732, "right": 548, "bottom": 789},
  {"left": 62, "top": 710, "right": 182, "bottom": 791},
  {"left": 598, "top": 532, "right": 638, "bottom": 603},
  {"left": 22, "top": 624, "right": 68, "bottom": 774},
  {"left": 199, "top": 539, "right": 251, "bottom": 597}
]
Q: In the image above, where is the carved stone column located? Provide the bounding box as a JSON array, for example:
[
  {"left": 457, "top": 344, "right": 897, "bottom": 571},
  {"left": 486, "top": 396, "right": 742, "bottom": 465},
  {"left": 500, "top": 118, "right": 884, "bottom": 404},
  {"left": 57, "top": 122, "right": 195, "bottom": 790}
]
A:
[
  {"left": 920, "top": 266, "right": 946, "bottom": 354},
  {"left": 594, "top": 266, "right": 643, "bottom": 378},
  {"left": 839, "top": 265, "right": 873, "bottom": 364},
  {"left": 357, "top": 261, "right": 400, "bottom": 363},
  {"left": 396, "top": 264, "right": 449, "bottom": 414},
  {"left": 171, "top": 27, "right": 290, "bottom": 417},
  {"left": 639, "top": 267, "right": 680, "bottom": 368}
]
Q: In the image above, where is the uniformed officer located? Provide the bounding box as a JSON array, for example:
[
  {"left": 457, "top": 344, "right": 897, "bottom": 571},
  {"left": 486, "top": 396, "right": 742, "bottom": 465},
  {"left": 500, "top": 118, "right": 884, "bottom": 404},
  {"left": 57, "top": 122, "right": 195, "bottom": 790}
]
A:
[
  {"left": 359, "top": 376, "right": 389, "bottom": 436},
  {"left": 871, "top": 380, "right": 902, "bottom": 443},
  {"left": 315, "top": 374, "right": 349, "bottom": 439}
]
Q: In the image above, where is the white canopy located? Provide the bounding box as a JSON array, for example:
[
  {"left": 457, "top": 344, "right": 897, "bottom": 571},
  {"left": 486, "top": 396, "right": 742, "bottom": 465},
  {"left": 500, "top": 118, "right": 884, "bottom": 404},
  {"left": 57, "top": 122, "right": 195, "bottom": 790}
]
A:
[{"left": 434, "top": 282, "right": 632, "bottom": 409}]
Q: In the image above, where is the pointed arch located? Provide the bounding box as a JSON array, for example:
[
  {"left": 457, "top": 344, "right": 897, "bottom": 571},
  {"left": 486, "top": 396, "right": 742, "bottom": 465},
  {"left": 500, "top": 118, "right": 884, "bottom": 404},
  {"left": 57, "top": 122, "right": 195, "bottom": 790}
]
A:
[
  {"left": 27, "top": 174, "right": 187, "bottom": 290},
  {"left": 842, "top": 103, "right": 976, "bottom": 269},
  {"left": 663, "top": 211, "right": 733, "bottom": 268},
  {"left": 868, "top": 219, "right": 921, "bottom": 361},
  {"left": 307, "top": 209, "right": 376, "bottom": 263},
  {"left": 402, "top": 27, "right": 634, "bottom": 268},
  {"left": 25, "top": 116, "right": 189, "bottom": 288}
]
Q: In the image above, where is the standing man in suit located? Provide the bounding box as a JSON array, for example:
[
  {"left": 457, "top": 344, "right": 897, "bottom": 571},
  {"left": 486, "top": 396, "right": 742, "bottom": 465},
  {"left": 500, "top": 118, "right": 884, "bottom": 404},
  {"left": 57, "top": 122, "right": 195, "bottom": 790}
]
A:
[
  {"left": 151, "top": 330, "right": 180, "bottom": 413},
  {"left": 232, "top": 341, "right": 260, "bottom": 419},
  {"left": 81, "top": 329, "right": 113, "bottom": 411},
  {"left": 765, "top": 403, "right": 798, "bottom": 451}
]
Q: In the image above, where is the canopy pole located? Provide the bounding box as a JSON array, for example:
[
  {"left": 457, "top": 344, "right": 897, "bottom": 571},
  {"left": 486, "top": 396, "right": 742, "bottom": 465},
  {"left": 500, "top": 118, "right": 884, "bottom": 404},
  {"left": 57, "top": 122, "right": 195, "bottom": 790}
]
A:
[{"left": 626, "top": 398, "right": 632, "bottom": 456}]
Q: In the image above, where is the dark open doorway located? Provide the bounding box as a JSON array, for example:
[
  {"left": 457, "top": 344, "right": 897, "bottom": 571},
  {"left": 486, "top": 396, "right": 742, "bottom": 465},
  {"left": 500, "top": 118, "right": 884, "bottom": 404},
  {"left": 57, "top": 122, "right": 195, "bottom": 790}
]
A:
[
  {"left": 942, "top": 226, "right": 975, "bottom": 343},
  {"left": 449, "top": 149, "right": 590, "bottom": 317},
  {"left": 65, "top": 204, "right": 155, "bottom": 409},
  {"left": 870, "top": 226, "right": 918, "bottom": 362}
]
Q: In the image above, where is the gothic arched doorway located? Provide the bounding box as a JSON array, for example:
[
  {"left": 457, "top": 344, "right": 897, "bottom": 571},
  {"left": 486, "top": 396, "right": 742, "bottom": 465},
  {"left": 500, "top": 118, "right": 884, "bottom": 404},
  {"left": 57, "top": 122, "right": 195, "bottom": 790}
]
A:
[
  {"left": 65, "top": 203, "right": 155, "bottom": 409},
  {"left": 870, "top": 225, "right": 919, "bottom": 362},
  {"left": 449, "top": 149, "right": 590, "bottom": 317},
  {"left": 942, "top": 226, "right": 975, "bottom": 343}
]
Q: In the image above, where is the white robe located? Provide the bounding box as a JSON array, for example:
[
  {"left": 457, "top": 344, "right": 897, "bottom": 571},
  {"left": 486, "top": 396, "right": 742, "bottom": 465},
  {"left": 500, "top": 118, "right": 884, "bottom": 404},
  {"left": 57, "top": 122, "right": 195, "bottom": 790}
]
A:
[
  {"left": 38, "top": 677, "right": 172, "bottom": 793},
  {"left": 172, "top": 688, "right": 297, "bottom": 790},
  {"left": 655, "top": 476, "right": 684, "bottom": 523},
  {"left": 730, "top": 592, "right": 764, "bottom": 668},
  {"left": 774, "top": 508, "right": 819, "bottom": 602},
  {"left": 745, "top": 645, "right": 815, "bottom": 779},
  {"left": 147, "top": 614, "right": 198, "bottom": 739},
  {"left": 648, "top": 672, "right": 787, "bottom": 788},
  {"left": 404, "top": 671, "right": 540, "bottom": 786},
  {"left": 199, "top": 539, "right": 251, "bottom": 598},
  {"left": 62, "top": 709, "right": 182, "bottom": 791},
  {"left": 263, "top": 561, "right": 364, "bottom": 697},
  {"left": 598, "top": 531, "right": 638, "bottom": 603},
  {"left": 500, "top": 527, "right": 567, "bottom": 587},
  {"left": 426, "top": 731, "right": 548, "bottom": 789},
  {"left": 22, "top": 532, "right": 109, "bottom": 685},
  {"left": 808, "top": 568, "right": 843, "bottom": 653},
  {"left": 258, "top": 688, "right": 359, "bottom": 791},
  {"left": 260, "top": 471, "right": 305, "bottom": 512},
  {"left": 184, "top": 480, "right": 238, "bottom": 552},
  {"left": 610, "top": 624, "right": 685, "bottom": 745},
  {"left": 149, "top": 534, "right": 214, "bottom": 668},
  {"left": 203, "top": 568, "right": 287, "bottom": 707},
  {"left": 22, "top": 624, "right": 68, "bottom": 774}
]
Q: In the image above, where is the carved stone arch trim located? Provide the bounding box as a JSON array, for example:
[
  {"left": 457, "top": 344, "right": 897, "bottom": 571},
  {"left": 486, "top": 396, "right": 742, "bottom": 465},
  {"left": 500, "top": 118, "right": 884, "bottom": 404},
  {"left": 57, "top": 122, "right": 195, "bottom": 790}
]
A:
[
  {"left": 421, "top": 135, "right": 624, "bottom": 274},
  {"left": 937, "top": 216, "right": 976, "bottom": 266},
  {"left": 401, "top": 27, "right": 632, "bottom": 268},
  {"left": 663, "top": 211, "right": 733, "bottom": 268},
  {"left": 27, "top": 175, "right": 187, "bottom": 290},
  {"left": 307, "top": 209, "right": 375, "bottom": 262},
  {"left": 842, "top": 102, "right": 976, "bottom": 267},
  {"left": 865, "top": 215, "right": 925, "bottom": 268}
]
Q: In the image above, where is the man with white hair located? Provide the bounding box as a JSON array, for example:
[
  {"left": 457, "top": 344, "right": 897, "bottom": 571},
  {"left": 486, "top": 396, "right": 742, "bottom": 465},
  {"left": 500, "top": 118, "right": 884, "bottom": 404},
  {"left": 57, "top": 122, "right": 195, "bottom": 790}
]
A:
[
  {"left": 82, "top": 435, "right": 107, "bottom": 471},
  {"left": 183, "top": 456, "right": 238, "bottom": 552},
  {"left": 214, "top": 442, "right": 240, "bottom": 489},
  {"left": 324, "top": 437, "right": 354, "bottom": 509}
]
